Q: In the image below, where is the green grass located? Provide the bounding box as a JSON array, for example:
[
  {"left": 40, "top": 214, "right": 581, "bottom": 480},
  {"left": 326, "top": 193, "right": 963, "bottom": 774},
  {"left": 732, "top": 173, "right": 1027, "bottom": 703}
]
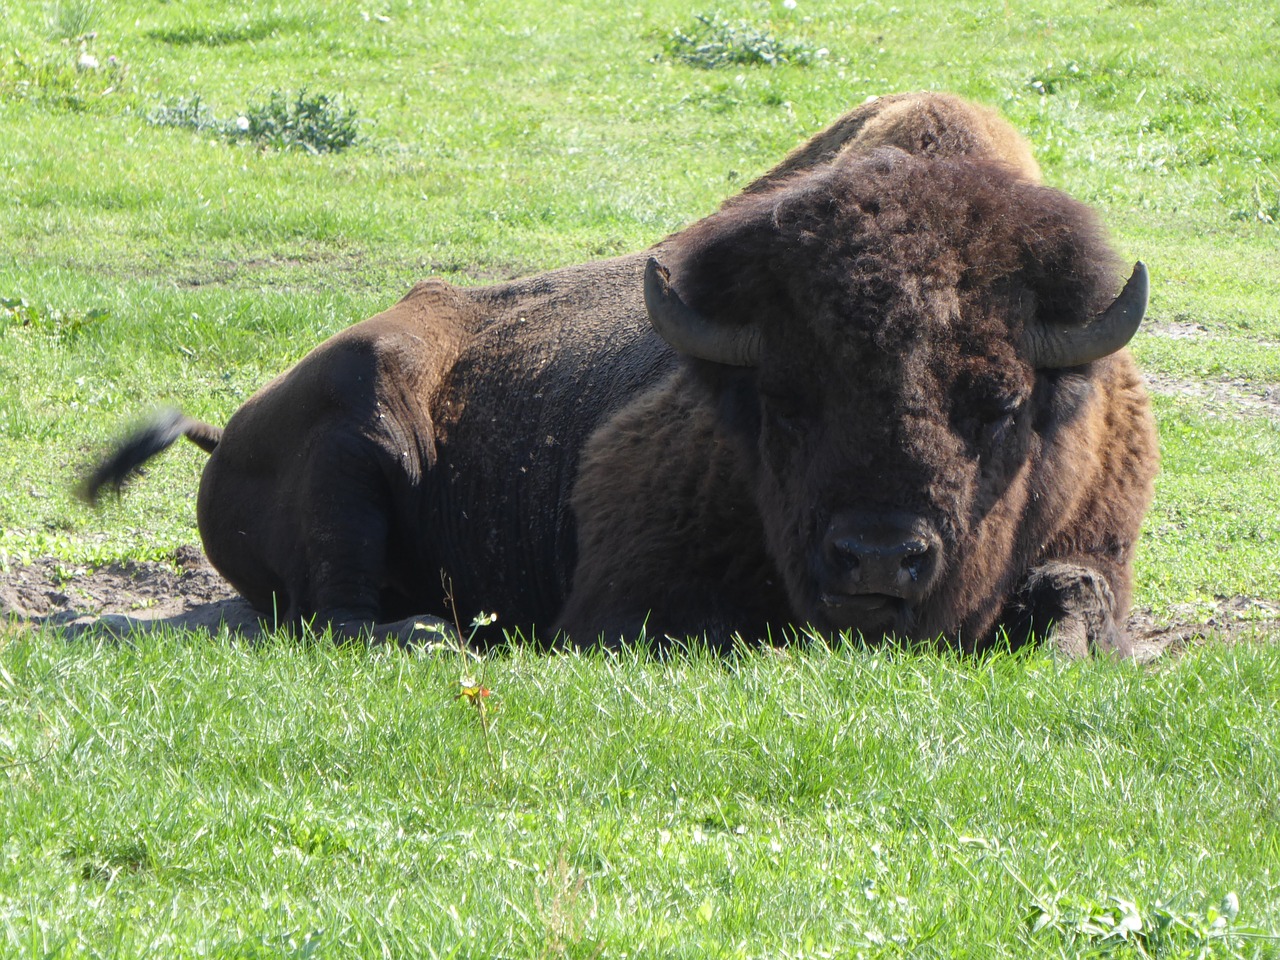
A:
[
  {"left": 2, "top": 0, "right": 1280, "bottom": 953},
  {"left": 3, "top": 631, "right": 1279, "bottom": 958},
  {"left": 1139, "top": 399, "right": 1280, "bottom": 615}
]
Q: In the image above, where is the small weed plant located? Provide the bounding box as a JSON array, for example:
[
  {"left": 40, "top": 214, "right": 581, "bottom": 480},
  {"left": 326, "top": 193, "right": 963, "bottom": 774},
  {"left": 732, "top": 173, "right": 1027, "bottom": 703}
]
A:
[
  {"left": 236, "top": 88, "right": 360, "bottom": 154},
  {"left": 1027, "top": 889, "right": 1275, "bottom": 957},
  {"left": 0, "top": 42, "right": 129, "bottom": 111},
  {"left": 1233, "top": 174, "right": 1280, "bottom": 224},
  {"left": 149, "top": 88, "right": 359, "bottom": 154},
  {"left": 421, "top": 574, "right": 503, "bottom": 784},
  {"left": 145, "top": 94, "right": 223, "bottom": 134},
  {"left": 453, "top": 618, "right": 499, "bottom": 780},
  {"left": 662, "top": 13, "right": 827, "bottom": 69},
  {"left": 1, "top": 297, "right": 108, "bottom": 341}
]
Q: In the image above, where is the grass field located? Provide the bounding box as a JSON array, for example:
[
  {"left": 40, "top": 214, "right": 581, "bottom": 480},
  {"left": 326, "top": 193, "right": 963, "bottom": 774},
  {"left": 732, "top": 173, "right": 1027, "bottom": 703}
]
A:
[{"left": 2, "top": 0, "right": 1279, "bottom": 955}]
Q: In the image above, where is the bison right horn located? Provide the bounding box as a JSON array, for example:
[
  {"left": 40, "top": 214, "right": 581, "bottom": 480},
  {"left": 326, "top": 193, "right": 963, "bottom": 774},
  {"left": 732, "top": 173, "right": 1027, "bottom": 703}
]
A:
[
  {"left": 644, "top": 257, "right": 762, "bottom": 367},
  {"left": 1025, "top": 261, "right": 1149, "bottom": 370}
]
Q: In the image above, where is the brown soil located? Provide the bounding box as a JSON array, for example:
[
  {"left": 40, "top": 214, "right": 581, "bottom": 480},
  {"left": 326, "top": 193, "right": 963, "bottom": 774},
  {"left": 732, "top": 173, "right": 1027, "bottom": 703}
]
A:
[
  {"left": 1143, "top": 372, "right": 1280, "bottom": 422},
  {"left": 1, "top": 546, "right": 264, "bottom": 639},
  {"left": 4, "top": 546, "right": 1275, "bottom": 660}
]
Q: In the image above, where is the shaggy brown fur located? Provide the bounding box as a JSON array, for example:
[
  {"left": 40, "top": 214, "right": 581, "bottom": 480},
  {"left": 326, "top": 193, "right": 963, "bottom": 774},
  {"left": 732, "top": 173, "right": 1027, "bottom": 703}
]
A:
[
  {"left": 560, "top": 151, "right": 1157, "bottom": 654},
  {"left": 79, "top": 93, "right": 1156, "bottom": 653},
  {"left": 742, "top": 91, "right": 1042, "bottom": 193}
]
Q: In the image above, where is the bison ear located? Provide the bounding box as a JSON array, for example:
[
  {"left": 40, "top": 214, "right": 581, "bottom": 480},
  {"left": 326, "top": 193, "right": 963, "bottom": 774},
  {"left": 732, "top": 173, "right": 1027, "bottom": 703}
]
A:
[
  {"left": 1024, "top": 261, "right": 1148, "bottom": 369},
  {"left": 644, "top": 257, "right": 762, "bottom": 367}
]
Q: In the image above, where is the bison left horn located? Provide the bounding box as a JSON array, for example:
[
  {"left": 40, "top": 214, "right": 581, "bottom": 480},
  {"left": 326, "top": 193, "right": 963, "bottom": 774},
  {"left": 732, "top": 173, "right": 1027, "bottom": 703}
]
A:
[
  {"left": 644, "top": 257, "right": 762, "bottom": 367},
  {"left": 1026, "top": 261, "right": 1149, "bottom": 369}
]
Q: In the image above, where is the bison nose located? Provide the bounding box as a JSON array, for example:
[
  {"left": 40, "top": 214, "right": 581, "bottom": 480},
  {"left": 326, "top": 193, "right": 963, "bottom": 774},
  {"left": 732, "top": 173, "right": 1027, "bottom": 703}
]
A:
[{"left": 822, "top": 513, "right": 940, "bottom": 600}]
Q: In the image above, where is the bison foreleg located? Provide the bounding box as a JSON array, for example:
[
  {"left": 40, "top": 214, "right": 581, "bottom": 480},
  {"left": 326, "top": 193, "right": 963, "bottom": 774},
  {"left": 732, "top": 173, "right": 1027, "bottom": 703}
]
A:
[
  {"left": 321, "top": 613, "right": 457, "bottom": 648},
  {"left": 1010, "top": 560, "right": 1129, "bottom": 658}
]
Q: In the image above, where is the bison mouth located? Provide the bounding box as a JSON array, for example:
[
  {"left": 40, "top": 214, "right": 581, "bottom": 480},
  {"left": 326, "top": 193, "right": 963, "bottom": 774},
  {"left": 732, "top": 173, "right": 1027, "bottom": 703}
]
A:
[{"left": 817, "top": 591, "right": 908, "bottom": 638}]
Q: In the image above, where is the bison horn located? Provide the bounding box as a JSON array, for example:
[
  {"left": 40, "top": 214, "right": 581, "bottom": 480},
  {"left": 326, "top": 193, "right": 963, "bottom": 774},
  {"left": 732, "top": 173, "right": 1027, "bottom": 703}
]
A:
[
  {"left": 644, "top": 257, "right": 762, "bottom": 367},
  {"left": 1026, "top": 261, "right": 1149, "bottom": 369}
]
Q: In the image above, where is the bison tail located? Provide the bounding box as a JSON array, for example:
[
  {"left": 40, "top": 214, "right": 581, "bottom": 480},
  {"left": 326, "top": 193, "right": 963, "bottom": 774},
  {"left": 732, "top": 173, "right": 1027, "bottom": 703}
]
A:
[{"left": 77, "top": 408, "right": 223, "bottom": 505}]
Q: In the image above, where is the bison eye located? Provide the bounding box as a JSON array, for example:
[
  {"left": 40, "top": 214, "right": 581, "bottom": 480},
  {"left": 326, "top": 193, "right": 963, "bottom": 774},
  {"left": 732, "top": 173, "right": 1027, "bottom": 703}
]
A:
[
  {"left": 977, "top": 395, "right": 1023, "bottom": 450},
  {"left": 990, "top": 394, "right": 1023, "bottom": 421}
]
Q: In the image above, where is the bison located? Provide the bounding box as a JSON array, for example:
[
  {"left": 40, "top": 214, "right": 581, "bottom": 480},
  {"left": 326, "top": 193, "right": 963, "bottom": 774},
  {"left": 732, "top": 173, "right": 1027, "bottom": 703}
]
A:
[{"left": 81, "top": 92, "right": 1157, "bottom": 656}]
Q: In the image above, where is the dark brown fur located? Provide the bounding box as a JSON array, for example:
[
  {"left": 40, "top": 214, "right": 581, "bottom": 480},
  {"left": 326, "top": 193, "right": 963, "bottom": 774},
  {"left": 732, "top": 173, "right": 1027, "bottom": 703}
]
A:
[
  {"left": 561, "top": 152, "right": 1157, "bottom": 654},
  {"left": 80, "top": 93, "right": 1156, "bottom": 652}
]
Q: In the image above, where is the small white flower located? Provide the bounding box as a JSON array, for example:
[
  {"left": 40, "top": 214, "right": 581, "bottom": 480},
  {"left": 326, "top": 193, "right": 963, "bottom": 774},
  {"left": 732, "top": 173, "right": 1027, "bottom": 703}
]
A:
[
  {"left": 236, "top": 116, "right": 250, "bottom": 131},
  {"left": 783, "top": 0, "right": 797, "bottom": 7},
  {"left": 77, "top": 53, "right": 99, "bottom": 71}
]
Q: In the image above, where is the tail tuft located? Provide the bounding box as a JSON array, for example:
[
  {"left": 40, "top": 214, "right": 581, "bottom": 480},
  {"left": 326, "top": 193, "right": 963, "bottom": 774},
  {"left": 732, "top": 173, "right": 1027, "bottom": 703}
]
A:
[{"left": 77, "top": 409, "right": 221, "bottom": 505}]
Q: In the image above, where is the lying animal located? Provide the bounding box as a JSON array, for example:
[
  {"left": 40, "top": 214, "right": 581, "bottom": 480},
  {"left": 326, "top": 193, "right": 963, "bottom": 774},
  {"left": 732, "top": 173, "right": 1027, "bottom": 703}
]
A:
[{"left": 81, "top": 92, "right": 1157, "bottom": 655}]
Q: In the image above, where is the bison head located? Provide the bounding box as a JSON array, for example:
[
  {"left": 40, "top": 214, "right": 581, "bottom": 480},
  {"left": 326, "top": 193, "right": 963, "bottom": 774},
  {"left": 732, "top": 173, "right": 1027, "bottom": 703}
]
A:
[{"left": 645, "top": 149, "right": 1146, "bottom": 642}]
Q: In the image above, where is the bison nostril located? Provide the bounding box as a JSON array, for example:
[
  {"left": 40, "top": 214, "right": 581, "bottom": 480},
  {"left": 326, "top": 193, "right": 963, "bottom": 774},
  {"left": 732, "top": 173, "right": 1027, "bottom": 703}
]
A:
[
  {"left": 829, "top": 538, "right": 862, "bottom": 571},
  {"left": 903, "top": 556, "right": 921, "bottom": 582},
  {"left": 901, "top": 542, "right": 929, "bottom": 582}
]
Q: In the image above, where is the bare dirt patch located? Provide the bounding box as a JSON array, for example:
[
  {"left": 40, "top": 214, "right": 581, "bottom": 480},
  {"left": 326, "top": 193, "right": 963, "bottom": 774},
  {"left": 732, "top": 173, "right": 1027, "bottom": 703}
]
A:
[
  {"left": 4, "top": 547, "right": 1275, "bottom": 659},
  {"left": 1143, "top": 372, "right": 1280, "bottom": 422},
  {"left": 2, "top": 546, "right": 264, "bottom": 639},
  {"left": 1142, "top": 320, "right": 1215, "bottom": 341},
  {"left": 1140, "top": 321, "right": 1280, "bottom": 421},
  {"left": 1126, "top": 599, "right": 1280, "bottom": 662},
  {"left": 1143, "top": 320, "right": 1280, "bottom": 350}
]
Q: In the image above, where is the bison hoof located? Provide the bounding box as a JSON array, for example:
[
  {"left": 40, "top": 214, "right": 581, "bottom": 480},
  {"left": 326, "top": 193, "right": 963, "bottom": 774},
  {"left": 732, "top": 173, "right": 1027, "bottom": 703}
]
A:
[
  {"left": 353, "top": 614, "right": 459, "bottom": 648},
  {"left": 1020, "top": 561, "right": 1129, "bottom": 659}
]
